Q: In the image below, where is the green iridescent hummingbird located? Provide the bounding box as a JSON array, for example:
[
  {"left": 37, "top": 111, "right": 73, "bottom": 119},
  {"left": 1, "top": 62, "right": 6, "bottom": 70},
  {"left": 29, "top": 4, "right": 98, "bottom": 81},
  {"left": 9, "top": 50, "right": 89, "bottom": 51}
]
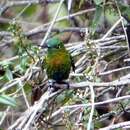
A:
[{"left": 44, "top": 37, "right": 75, "bottom": 87}]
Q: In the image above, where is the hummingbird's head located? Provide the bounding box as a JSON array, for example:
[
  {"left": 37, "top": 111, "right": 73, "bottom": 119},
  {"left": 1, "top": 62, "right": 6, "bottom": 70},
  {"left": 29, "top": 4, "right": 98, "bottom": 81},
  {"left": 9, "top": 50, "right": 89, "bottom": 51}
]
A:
[{"left": 46, "top": 37, "right": 64, "bottom": 49}]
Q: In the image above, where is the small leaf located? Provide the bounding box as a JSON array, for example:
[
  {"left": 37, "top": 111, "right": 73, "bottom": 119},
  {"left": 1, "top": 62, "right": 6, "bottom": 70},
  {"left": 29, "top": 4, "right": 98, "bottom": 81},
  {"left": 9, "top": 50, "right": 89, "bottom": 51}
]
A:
[
  {"left": 20, "top": 57, "right": 28, "bottom": 70},
  {"left": 22, "top": 5, "right": 37, "bottom": 17},
  {"left": 0, "top": 94, "right": 16, "bottom": 107},
  {"left": 93, "top": 0, "right": 103, "bottom": 5},
  {"left": 119, "top": 4, "right": 130, "bottom": 19},
  {"left": 105, "top": 7, "right": 118, "bottom": 25},
  {"left": 90, "top": 5, "right": 103, "bottom": 34},
  {"left": 5, "top": 69, "right": 13, "bottom": 81},
  {"left": 0, "top": 61, "right": 13, "bottom": 68},
  {"left": 23, "top": 83, "right": 32, "bottom": 93}
]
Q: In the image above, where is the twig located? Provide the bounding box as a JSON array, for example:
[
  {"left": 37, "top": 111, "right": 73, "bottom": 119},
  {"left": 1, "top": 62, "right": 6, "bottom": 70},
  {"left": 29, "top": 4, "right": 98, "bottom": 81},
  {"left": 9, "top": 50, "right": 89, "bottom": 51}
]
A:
[
  {"left": 49, "top": 95, "right": 130, "bottom": 123},
  {"left": 124, "top": 58, "right": 130, "bottom": 62},
  {"left": 1, "top": 74, "right": 130, "bottom": 94},
  {"left": 1, "top": 27, "right": 87, "bottom": 37},
  {"left": 26, "top": 27, "right": 87, "bottom": 36},
  {"left": 8, "top": 89, "right": 63, "bottom": 130},
  {"left": 99, "top": 121, "right": 130, "bottom": 130},
  {"left": 62, "top": 95, "right": 130, "bottom": 109},
  {"left": 101, "top": 18, "right": 122, "bottom": 40},
  {"left": 28, "top": 8, "right": 95, "bottom": 36},
  {"left": 87, "top": 85, "right": 95, "bottom": 130},
  {"left": 0, "top": 0, "right": 59, "bottom": 15},
  {"left": 40, "top": 0, "right": 65, "bottom": 47},
  {"left": 0, "top": 65, "right": 34, "bottom": 93},
  {"left": 15, "top": 3, "right": 31, "bottom": 20},
  {"left": 21, "top": 86, "right": 30, "bottom": 108},
  {"left": 0, "top": 107, "right": 10, "bottom": 125},
  {"left": 0, "top": 8, "right": 95, "bottom": 27},
  {"left": 99, "top": 66, "right": 130, "bottom": 76},
  {"left": 92, "top": 35, "right": 125, "bottom": 44},
  {"left": 114, "top": 0, "right": 130, "bottom": 55}
]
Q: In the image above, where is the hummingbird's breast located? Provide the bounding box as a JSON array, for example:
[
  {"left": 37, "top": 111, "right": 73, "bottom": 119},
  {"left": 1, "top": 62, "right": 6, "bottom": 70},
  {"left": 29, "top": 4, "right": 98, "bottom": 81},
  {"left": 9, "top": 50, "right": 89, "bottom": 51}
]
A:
[{"left": 45, "top": 49, "right": 71, "bottom": 81}]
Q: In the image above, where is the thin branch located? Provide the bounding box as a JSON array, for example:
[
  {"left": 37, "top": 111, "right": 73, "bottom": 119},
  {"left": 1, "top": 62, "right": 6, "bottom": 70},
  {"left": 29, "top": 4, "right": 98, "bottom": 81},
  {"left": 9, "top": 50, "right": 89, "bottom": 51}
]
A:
[
  {"left": 0, "top": 107, "right": 10, "bottom": 125},
  {"left": 26, "top": 27, "right": 87, "bottom": 36},
  {"left": 101, "top": 18, "right": 122, "bottom": 40},
  {"left": 99, "top": 66, "right": 130, "bottom": 76},
  {"left": 28, "top": 8, "right": 95, "bottom": 36},
  {"left": 114, "top": 0, "right": 130, "bottom": 55},
  {"left": 49, "top": 95, "right": 130, "bottom": 123},
  {"left": 99, "top": 121, "right": 130, "bottom": 130},
  {"left": 87, "top": 85, "right": 95, "bottom": 130},
  {"left": 1, "top": 73, "right": 130, "bottom": 93},
  {"left": 62, "top": 95, "right": 130, "bottom": 110},
  {"left": 21, "top": 87, "right": 30, "bottom": 108},
  {"left": 8, "top": 89, "right": 63, "bottom": 130},
  {"left": 40, "top": 0, "right": 65, "bottom": 47},
  {"left": 0, "top": 0, "right": 59, "bottom": 15}
]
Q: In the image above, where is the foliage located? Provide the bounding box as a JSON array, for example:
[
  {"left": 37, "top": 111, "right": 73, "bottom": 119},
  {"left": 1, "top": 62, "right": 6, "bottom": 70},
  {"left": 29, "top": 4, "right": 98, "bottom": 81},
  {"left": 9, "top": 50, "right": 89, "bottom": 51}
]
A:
[{"left": 0, "top": 94, "right": 16, "bottom": 107}]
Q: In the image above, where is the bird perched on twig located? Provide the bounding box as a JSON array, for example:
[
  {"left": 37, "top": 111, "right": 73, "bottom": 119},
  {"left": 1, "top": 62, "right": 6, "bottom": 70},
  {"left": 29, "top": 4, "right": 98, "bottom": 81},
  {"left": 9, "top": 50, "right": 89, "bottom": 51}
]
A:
[{"left": 44, "top": 37, "right": 75, "bottom": 89}]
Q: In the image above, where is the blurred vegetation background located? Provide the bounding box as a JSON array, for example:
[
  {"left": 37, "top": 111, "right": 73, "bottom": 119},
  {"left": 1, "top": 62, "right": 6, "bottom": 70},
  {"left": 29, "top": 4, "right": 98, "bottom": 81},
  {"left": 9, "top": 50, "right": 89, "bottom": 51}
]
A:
[{"left": 1, "top": 0, "right": 130, "bottom": 130}]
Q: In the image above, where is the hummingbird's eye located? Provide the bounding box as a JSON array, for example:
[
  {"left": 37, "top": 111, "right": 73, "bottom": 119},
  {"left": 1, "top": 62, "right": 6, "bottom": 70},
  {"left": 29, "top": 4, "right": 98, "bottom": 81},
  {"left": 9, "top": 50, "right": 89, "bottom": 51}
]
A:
[
  {"left": 58, "top": 45, "right": 61, "bottom": 48},
  {"left": 55, "top": 45, "right": 60, "bottom": 49}
]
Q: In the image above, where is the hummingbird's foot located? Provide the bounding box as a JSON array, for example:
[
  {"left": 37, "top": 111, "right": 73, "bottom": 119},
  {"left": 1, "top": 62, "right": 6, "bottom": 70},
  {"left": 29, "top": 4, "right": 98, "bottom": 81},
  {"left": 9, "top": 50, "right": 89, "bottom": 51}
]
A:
[
  {"left": 47, "top": 80, "right": 57, "bottom": 92},
  {"left": 48, "top": 80, "right": 70, "bottom": 91},
  {"left": 48, "top": 80, "right": 56, "bottom": 88}
]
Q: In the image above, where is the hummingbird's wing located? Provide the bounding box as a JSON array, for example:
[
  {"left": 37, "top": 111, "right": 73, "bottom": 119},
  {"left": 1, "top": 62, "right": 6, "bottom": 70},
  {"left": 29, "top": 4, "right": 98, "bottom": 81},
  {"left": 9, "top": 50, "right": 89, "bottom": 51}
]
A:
[{"left": 70, "top": 54, "right": 75, "bottom": 72}]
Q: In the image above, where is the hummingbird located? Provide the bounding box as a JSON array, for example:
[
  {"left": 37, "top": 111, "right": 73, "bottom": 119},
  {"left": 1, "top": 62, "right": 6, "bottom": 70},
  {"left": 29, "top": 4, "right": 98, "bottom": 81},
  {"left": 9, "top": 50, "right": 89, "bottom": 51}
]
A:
[{"left": 44, "top": 37, "right": 75, "bottom": 88}]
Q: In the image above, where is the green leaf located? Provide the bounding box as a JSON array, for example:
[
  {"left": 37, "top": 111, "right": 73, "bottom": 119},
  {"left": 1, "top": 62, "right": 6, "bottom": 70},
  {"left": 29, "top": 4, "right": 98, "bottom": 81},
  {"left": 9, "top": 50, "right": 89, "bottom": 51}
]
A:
[
  {"left": 22, "top": 5, "right": 37, "bottom": 17},
  {"left": 56, "top": 90, "right": 73, "bottom": 104},
  {"left": 105, "top": 7, "right": 119, "bottom": 25},
  {"left": 13, "top": 5, "right": 37, "bottom": 17},
  {"left": 0, "top": 61, "right": 13, "bottom": 68},
  {"left": 23, "top": 83, "right": 32, "bottom": 93},
  {"left": 0, "top": 95, "right": 16, "bottom": 107},
  {"left": 5, "top": 69, "right": 13, "bottom": 81},
  {"left": 93, "top": 0, "right": 103, "bottom": 5},
  {"left": 118, "top": 3, "right": 130, "bottom": 20},
  {"left": 90, "top": 5, "right": 103, "bottom": 34},
  {"left": 20, "top": 57, "right": 28, "bottom": 70}
]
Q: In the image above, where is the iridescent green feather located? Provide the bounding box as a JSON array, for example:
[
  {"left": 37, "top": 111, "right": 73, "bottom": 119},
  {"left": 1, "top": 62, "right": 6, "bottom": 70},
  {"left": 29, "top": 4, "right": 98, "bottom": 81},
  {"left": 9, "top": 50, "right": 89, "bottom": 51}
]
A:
[{"left": 45, "top": 38, "right": 75, "bottom": 82}]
